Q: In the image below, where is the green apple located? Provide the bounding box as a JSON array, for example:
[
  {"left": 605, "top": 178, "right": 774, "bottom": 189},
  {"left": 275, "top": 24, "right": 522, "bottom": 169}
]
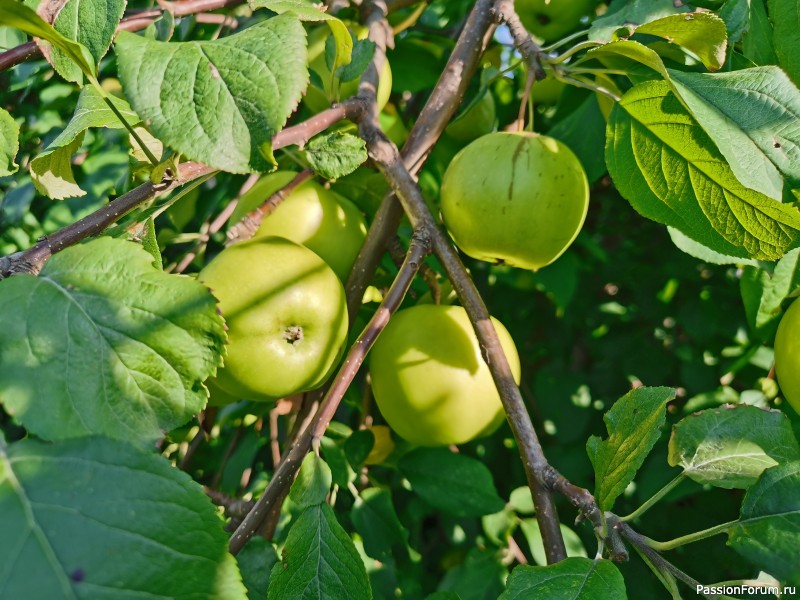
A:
[
  {"left": 230, "top": 171, "right": 367, "bottom": 281},
  {"left": 531, "top": 75, "right": 566, "bottom": 105},
  {"left": 369, "top": 304, "right": 521, "bottom": 446},
  {"left": 516, "top": 0, "right": 597, "bottom": 42},
  {"left": 445, "top": 91, "right": 496, "bottom": 143},
  {"left": 304, "top": 26, "right": 393, "bottom": 112},
  {"left": 440, "top": 131, "right": 589, "bottom": 271},
  {"left": 775, "top": 299, "right": 800, "bottom": 414},
  {"left": 198, "top": 237, "right": 348, "bottom": 402}
]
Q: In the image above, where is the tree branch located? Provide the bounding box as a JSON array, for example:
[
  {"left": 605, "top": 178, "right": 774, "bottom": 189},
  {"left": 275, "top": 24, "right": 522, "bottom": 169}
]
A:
[{"left": 229, "top": 229, "right": 431, "bottom": 555}]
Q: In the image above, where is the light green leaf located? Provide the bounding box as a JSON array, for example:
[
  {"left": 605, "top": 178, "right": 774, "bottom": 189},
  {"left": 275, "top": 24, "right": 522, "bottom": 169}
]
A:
[
  {"left": 589, "top": 0, "right": 690, "bottom": 42},
  {"left": 728, "top": 461, "right": 800, "bottom": 585},
  {"left": 741, "top": 248, "right": 800, "bottom": 340},
  {"left": 769, "top": 0, "right": 800, "bottom": 85},
  {"left": 668, "top": 227, "right": 759, "bottom": 266},
  {"left": 669, "top": 67, "right": 800, "bottom": 200},
  {"left": 669, "top": 405, "right": 800, "bottom": 488},
  {"left": 305, "top": 132, "right": 367, "bottom": 180},
  {"left": 0, "top": 0, "right": 95, "bottom": 79},
  {"left": 0, "top": 237, "right": 226, "bottom": 443},
  {"left": 250, "top": 0, "right": 352, "bottom": 69},
  {"left": 268, "top": 503, "right": 371, "bottom": 600},
  {"left": 587, "top": 39, "right": 671, "bottom": 83},
  {"left": 30, "top": 85, "right": 140, "bottom": 199},
  {"left": 499, "top": 559, "right": 626, "bottom": 600},
  {"left": 587, "top": 387, "right": 674, "bottom": 511},
  {"left": 509, "top": 486, "right": 535, "bottom": 515},
  {"left": 115, "top": 15, "right": 308, "bottom": 174},
  {"left": 289, "top": 453, "right": 332, "bottom": 509},
  {"left": 398, "top": 447, "right": 505, "bottom": 518},
  {"left": 0, "top": 107, "right": 19, "bottom": 177},
  {"left": 351, "top": 487, "right": 408, "bottom": 561},
  {"left": 40, "top": 0, "right": 126, "bottom": 83},
  {"left": 0, "top": 434, "right": 246, "bottom": 598},
  {"left": 606, "top": 79, "right": 800, "bottom": 261},
  {"left": 237, "top": 537, "right": 278, "bottom": 600},
  {"left": 636, "top": 12, "right": 728, "bottom": 71},
  {"left": 519, "top": 520, "right": 587, "bottom": 566}
]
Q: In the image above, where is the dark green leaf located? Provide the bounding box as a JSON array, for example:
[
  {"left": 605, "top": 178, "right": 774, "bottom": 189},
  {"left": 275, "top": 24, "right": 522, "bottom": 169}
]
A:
[
  {"left": 289, "top": 453, "right": 332, "bottom": 508},
  {"left": 728, "top": 461, "right": 800, "bottom": 585},
  {"left": 344, "top": 428, "right": 375, "bottom": 469},
  {"left": 606, "top": 79, "right": 800, "bottom": 261},
  {"left": 669, "top": 405, "right": 800, "bottom": 488},
  {"left": 769, "top": 0, "right": 800, "bottom": 85},
  {"left": 351, "top": 487, "right": 408, "bottom": 561},
  {"left": 0, "top": 238, "right": 226, "bottom": 443},
  {"left": 305, "top": 132, "right": 368, "bottom": 180},
  {"left": 398, "top": 448, "right": 505, "bottom": 517},
  {"left": 426, "top": 594, "right": 462, "bottom": 600},
  {"left": 115, "top": 15, "right": 307, "bottom": 173},
  {"left": 741, "top": 248, "right": 800, "bottom": 341},
  {"left": 0, "top": 434, "right": 246, "bottom": 598},
  {"left": 268, "top": 503, "right": 371, "bottom": 599},
  {"left": 499, "top": 559, "right": 626, "bottom": 600},
  {"left": 237, "top": 537, "right": 278, "bottom": 600},
  {"left": 320, "top": 435, "right": 356, "bottom": 487},
  {"left": 548, "top": 95, "right": 607, "bottom": 185},
  {"left": 589, "top": 0, "right": 690, "bottom": 42},
  {"left": 0, "top": 107, "right": 19, "bottom": 177},
  {"left": 437, "top": 548, "right": 506, "bottom": 600},
  {"left": 744, "top": 0, "right": 777, "bottom": 66},
  {"left": 336, "top": 38, "right": 375, "bottom": 83},
  {"left": 587, "top": 387, "right": 674, "bottom": 511}
]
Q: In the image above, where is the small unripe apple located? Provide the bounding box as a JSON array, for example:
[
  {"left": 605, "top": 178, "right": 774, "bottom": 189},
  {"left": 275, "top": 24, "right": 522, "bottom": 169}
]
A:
[
  {"left": 445, "top": 91, "right": 496, "bottom": 143},
  {"left": 369, "top": 305, "right": 521, "bottom": 446},
  {"left": 516, "top": 0, "right": 597, "bottom": 42},
  {"left": 775, "top": 299, "right": 800, "bottom": 414},
  {"left": 440, "top": 131, "right": 589, "bottom": 271},
  {"left": 198, "top": 238, "right": 348, "bottom": 402}
]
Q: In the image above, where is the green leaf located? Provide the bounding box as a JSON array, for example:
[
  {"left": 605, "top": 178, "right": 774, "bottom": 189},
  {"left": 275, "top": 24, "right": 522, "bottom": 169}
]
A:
[
  {"left": 509, "top": 486, "right": 535, "bottom": 515},
  {"left": 289, "top": 453, "right": 332, "bottom": 508},
  {"left": 0, "top": 107, "right": 19, "bottom": 177},
  {"left": 268, "top": 503, "right": 371, "bottom": 600},
  {"left": 344, "top": 428, "right": 375, "bottom": 469},
  {"left": 0, "top": 0, "right": 95, "bottom": 80},
  {"left": 398, "top": 448, "right": 505, "bottom": 518},
  {"left": 115, "top": 15, "right": 307, "bottom": 174},
  {"left": 769, "top": 0, "right": 800, "bottom": 85},
  {"left": 636, "top": 12, "right": 728, "bottom": 71},
  {"left": 140, "top": 216, "right": 162, "bottom": 269},
  {"left": 741, "top": 248, "right": 800, "bottom": 340},
  {"left": 0, "top": 237, "right": 226, "bottom": 443},
  {"left": 589, "top": 0, "right": 690, "bottom": 42},
  {"left": 586, "top": 387, "right": 674, "bottom": 511},
  {"left": 30, "top": 85, "right": 140, "bottom": 199},
  {"left": 250, "top": 0, "right": 352, "bottom": 69},
  {"left": 0, "top": 434, "right": 246, "bottom": 598},
  {"left": 320, "top": 435, "right": 356, "bottom": 487},
  {"left": 40, "top": 0, "right": 126, "bottom": 83},
  {"left": 668, "top": 67, "right": 800, "bottom": 200},
  {"left": 744, "top": 0, "right": 777, "bottom": 66},
  {"left": 499, "top": 558, "right": 626, "bottom": 600},
  {"left": 606, "top": 79, "right": 800, "bottom": 261},
  {"left": 426, "top": 594, "right": 462, "bottom": 600},
  {"left": 305, "top": 132, "right": 368, "bottom": 180},
  {"left": 548, "top": 94, "right": 607, "bottom": 185},
  {"left": 728, "top": 461, "right": 800, "bottom": 585},
  {"left": 519, "top": 520, "right": 588, "bottom": 566},
  {"left": 351, "top": 487, "right": 408, "bottom": 561},
  {"left": 668, "top": 405, "right": 800, "bottom": 488},
  {"left": 587, "top": 39, "right": 672, "bottom": 83},
  {"left": 336, "top": 38, "right": 375, "bottom": 83},
  {"left": 719, "top": 0, "right": 751, "bottom": 43},
  {"left": 438, "top": 548, "right": 507, "bottom": 600},
  {"left": 237, "top": 537, "right": 279, "bottom": 600},
  {"left": 667, "top": 227, "right": 759, "bottom": 266}
]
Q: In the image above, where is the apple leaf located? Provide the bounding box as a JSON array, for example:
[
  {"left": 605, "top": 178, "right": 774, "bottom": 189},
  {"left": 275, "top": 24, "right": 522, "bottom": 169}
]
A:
[
  {"left": 636, "top": 12, "right": 727, "bottom": 71},
  {"left": 669, "top": 67, "right": 800, "bottom": 200},
  {"left": 745, "top": 0, "right": 778, "bottom": 66},
  {"left": 289, "top": 453, "right": 333, "bottom": 509},
  {"left": 268, "top": 503, "right": 371, "bottom": 600},
  {"left": 586, "top": 387, "right": 675, "bottom": 512},
  {"left": 0, "top": 433, "right": 246, "bottom": 598},
  {"left": 305, "top": 132, "right": 367, "bottom": 180},
  {"left": 0, "top": 237, "right": 226, "bottom": 443},
  {"left": 518, "top": 520, "right": 587, "bottom": 566},
  {"left": 769, "top": 0, "right": 800, "bottom": 86},
  {"left": 668, "top": 405, "right": 800, "bottom": 489},
  {"left": 31, "top": 85, "right": 140, "bottom": 199},
  {"left": 115, "top": 14, "right": 307, "bottom": 174},
  {"left": 438, "top": 548, "right": 507, "bottom": 600},
  {"left": 606, "top": 79, "right": 800, "bottom": 261},
  {"left": 589, "top": 0, "right": 690, "bottom": 42},
  {"left": 741, "top": 248, "right": 800, "bottom": 341},
  {"left": 398, "top": 447, "right": 505, "bottom": 517},
  {"left": 237, "top": 537, "right": 278, "bottom": 600},
  {"left": 548, "top": 94, "right": 607, "bottom": 185},
  {"left": 351, "top": 487, "right": 408, "bottom": 561},
  {"left": 667, "top": 227, "right": 759, "bottom": 267},
  {"left": 0, "top": 106, "right": 19, "bottom": 177},
  {"left": 499, "top": 559, "right": 626, "bottom": 600},
  {"left": 37, "top": 0, "right": 126, "bottom": 83},
  {"left": 728, "top": 461, "right": 800, "bottom": 585}
]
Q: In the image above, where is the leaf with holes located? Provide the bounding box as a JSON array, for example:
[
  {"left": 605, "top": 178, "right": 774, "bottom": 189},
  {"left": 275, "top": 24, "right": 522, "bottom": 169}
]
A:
[
  {"left": 115, "top": 14, "right": 307, "bottom": 173},
  {"left": 0, "top": 433, "right": 246, "bottom": 597},
  {"left": 0, "top": 237, "right": 226, "bottom": 443}
]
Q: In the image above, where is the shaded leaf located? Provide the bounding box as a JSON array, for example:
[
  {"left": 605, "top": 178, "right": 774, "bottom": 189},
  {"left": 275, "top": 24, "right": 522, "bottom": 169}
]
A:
[
  {"left": 587, "top": 387, "right": 674, "bottom": 511},
  {"left": 0, "top": 434, "right": 246, "bottom": 598},
  {"left": 305, "top": 132, "right": 368, "bottom": 180},
  {"left": 351, "top": 487, "right": 407, "bottom": 561},
  {"left": 237, "top": 537, "right": 278, "bottom": 600},
  {"left": 668, "top": 227, "right": 759, "bottom": 266},
  {"left": 499, "top": 558, "right": 626, "bottom": 600},
  {"left": 115, "top": 15, "right": 307, "bottom": 173},
  {"left": 289, "top": 453, "right": 332, "bottom": 509},
  {"left": 769, "top": 0, "right": 800, "bottom": 85},
  {"left": 336, "top": 37, "right": 374, "bottom": 83},
  {"left": 268, "top": 503, "right": 371, "bottom": 599},
  {"left": 437, "top": 548, "right": 507, "bottom": 600},
  {"left": 548, "top": 94, "right": 607, "bottom": 185},
  {"left": 669, "top": 405, "right": 800, "bottom": 488},
  {"left": 744, "top": 0, "right": 777, "bottom": 66},
  {"left": 0, "top": 238, "right": 226, "bottom": 443},
  {"left": 741, "top": 248, "right": 800, "bottom": 341},
  {"left": 0, "top": 107, "right": 19, "bottom": 177},
  {"left": 398, "top": 447, "right": 505, "bottom": 517}
]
